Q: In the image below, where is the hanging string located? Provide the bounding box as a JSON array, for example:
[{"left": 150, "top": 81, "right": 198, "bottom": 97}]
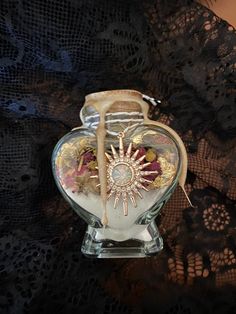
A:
[{"left": 142, "top": 94, "right": 194, "bottom": 208}]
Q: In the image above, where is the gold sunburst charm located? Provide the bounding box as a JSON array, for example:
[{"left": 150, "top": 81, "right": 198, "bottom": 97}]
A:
[{"left": 92, "top": 132, "right": 159, "bottom": 216}]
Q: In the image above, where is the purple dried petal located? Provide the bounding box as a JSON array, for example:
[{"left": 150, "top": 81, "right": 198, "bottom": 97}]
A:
[
  {"left": 144, "top": 161, "right": 162, "bottom": 181},
  {"left": 136, "top": 147, "right": 146, "bottom": 159},
  {"left": 82, "top": 151, "right": 95, "bottom": 164}
]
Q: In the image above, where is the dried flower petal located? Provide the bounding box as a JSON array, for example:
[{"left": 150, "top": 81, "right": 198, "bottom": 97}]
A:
[
  {"left": 82, "top": 151, "right": 95, "bottom": 164},
  {"left": 144, "top": 161, "right": 162, "bottom": 181},
  {"left": 145, "top": 148, "right": 156, "bottom": 162},
  {"left": 88, "top": 160, "right": 98, "bottom": 170},
  {"left": 136, "top": 147, "right": 146, "bottom": 159},
  {"left": 77, "top": 165, "right": 88, "bottom": 176}
]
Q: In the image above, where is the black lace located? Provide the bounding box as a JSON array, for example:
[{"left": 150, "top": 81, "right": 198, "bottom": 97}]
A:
[{"left": 1, "top": 0, "right": 236, "bottom": 313}]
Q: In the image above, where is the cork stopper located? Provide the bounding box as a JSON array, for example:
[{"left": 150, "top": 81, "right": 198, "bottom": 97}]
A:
[
  {"left": 85, "top": 89, "right": 143, "bottom": 103},
  {"left": 108, "top": 101, "right": 142, "bottom": 113},
  {"left": 84, "top": 90, "right": 144, "bottom": 113}
]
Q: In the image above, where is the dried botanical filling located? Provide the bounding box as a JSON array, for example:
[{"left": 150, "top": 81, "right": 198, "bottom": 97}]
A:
[{"left": 55, "top": 131, "right": 178, "bottom": 217}]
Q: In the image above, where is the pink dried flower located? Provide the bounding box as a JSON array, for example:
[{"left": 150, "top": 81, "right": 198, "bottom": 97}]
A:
[
  {"left": 82, "top": 151, "right": 95, "bottom": 164},
  {"left": 77, "top": 165, "right": 88, "bottom": 176},
  {"left": 136, "top": 147, "right": 146, "bottom": 160},
  {"left": 60, "top": 164, "right": 89, "bottom": 189},
  {"left": 145, "top": 161, "right": 162, "bottom": 181},
  {"left": 62, "top": 174, "right": 76, "bottom": 189}
]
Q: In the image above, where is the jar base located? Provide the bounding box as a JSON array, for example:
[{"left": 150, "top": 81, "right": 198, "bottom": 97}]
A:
[{"left": 81, "top": 221, "right": 163, "bottom": 258}]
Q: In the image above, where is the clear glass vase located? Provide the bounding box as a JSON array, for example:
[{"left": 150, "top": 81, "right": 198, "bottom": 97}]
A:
[{"left": 51, "top": 90, "right": 186, "bottom": 258}]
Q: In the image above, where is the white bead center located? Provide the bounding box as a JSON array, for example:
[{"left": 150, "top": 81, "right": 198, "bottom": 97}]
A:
[{"left": 112, "top": 163, "right": 133, "bottom": 186}]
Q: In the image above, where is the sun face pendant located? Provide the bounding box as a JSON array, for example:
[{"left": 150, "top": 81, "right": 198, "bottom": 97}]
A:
[{"left": 103, "top": 132, "right": 159, "bottom": 216}]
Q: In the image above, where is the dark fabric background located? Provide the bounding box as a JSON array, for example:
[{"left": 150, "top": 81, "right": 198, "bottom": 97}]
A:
[{"left": 1, "top": 0, "right": 236, "bottom": 313}]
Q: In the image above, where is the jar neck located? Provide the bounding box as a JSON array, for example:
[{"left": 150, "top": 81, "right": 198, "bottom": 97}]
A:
[{"left": 83, "top": 111, "right": 144, "bottom": 136}]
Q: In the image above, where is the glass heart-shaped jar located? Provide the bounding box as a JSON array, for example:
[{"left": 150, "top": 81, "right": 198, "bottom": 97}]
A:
[{"left": 52, "top": 90, "right": 188, "bottom": 258}]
